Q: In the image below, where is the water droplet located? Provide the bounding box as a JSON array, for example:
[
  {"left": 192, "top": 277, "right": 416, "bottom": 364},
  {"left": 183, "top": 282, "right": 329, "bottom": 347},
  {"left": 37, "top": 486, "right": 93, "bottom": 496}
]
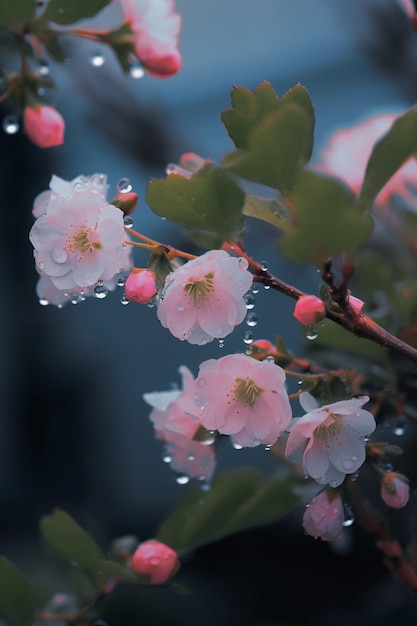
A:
[
  {"left": 177, "top": 304, "right": 185, "bottom": 312},
  {"left": 329, "top": 480, "right": 338, "bottom": 488},
  {"left": 243, "top": 331, "right": 254, "bottom": 345},
  {"left": 118, "top": 178, "right": 133, "bottom": 193},
  {"left": 197, "top": 378, "right": 206, "bottom": 388},
  {"left": 194, "top": 393, "right": 207, "bottom": 409},
  {"left": 218, "top": 339, "right": 225, "bottom": 348},
  {"left": 147, "top": 300, "right": 155, "bottom": 308},
  {"left": 246, "top": 312, "right": 258, "bottom": 327},
  {"left": 71, "top": 297, "right": 78, "bottom": 305},
  {"left": 79, "top": 292, "right": 86, "bottom": 301},
  {"left": 120, "top": 294, "right": 129, "bottom": 305},
  {"left": 264, "top": 445, "right": 271, "bottom": 451},
  {"left": 38, "top": 58, "right": 50, "bottom": 75},
  {"left": 232, "top": 442, "right": 243, "bottom": 450},
  {"left": 162, "top": 455, "right": 172, "bottom": 463},
  {"left": 129, "top": 59, "right": 145, "bottom": 79},
  {"left": 343, "top": 503, "right": 355, "bottom": 526},
  {"left": 244, "top": 294, "right": 255, "bottom": 309},
  {"left": 37, "top": 87, "right": 46, "bottom": 97},
  {"left": 94, "top": 284, "right": 108, "bottom": 299},
  {"left": 200, "top": 482, "right": 211, "bottom": 492},
  {"left": 245, "top": 346, "right": 253, "bottom": 355},
  {"left": 393, "top": 416, "right": 407, "bottom": 436},
  {"left": 187, "top": 453, "right": 195, "bottom": 461},
  {"left": 176, "top": 475, "right": 190, "bottom": 485},
  {"left": 265, "top": 355, "right": 275, "bottom": 364},
  {"left": 39, "top": 298, "right": 49, "bottom": 306},
  {"left": 260, "top": 260, "right": 268, "bottom": 271},
  {"left": 238, "top": 257, "right": 248, "bottom": 270},
  {"left": 117, "top": 276, "right": 125, "bottom": 287},
  {"left": 51, "top": 247, "right": 67, "bottom": 263},
  {"left": 305, "top": 325, "right": 318, "bottom": 341},
  {"left": 3, "top": 114, "right": 19, "bottom": 134},
  {"left": 251, "top": 284, "right": 260, "bottom": 294},
  {"left": 342, "top": 459, "right": 355, "bottom": 470},
  {"left": 123, "top": 216, "right": 133, "bottom": 228},
  {"left": 343, "top": 515, "right": 355, "bottom": 527},
  {"left": 37, "top": 261, "right": 45, "bottom": 270},
  {"left": 90, "top": 51, "right": 105, "bottom": 67}
]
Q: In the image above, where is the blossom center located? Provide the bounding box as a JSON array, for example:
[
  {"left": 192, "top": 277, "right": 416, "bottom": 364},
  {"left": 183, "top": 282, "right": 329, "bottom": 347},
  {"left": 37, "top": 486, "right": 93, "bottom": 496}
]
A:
[
  {"left": 184, "top": 272, "right": 214, "bottom": 303},
  {"left": 67, "top": 225, "right": 102, "bottom": 257},
  {"left": 233, "top": 377, "right": 263, "bottom": 407},
  {"left": 314, "top": 412, "right": 342, "bottom": 443}
]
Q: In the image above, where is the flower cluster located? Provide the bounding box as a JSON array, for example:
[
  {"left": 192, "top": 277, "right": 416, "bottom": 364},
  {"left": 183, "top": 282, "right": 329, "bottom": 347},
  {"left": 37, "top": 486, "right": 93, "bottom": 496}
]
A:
[
  {"left": 157, "top": 249, "right": 253, "bottom": 345},
  {"left": 29, "top": 174, "right": 132, "bottom": 306}
]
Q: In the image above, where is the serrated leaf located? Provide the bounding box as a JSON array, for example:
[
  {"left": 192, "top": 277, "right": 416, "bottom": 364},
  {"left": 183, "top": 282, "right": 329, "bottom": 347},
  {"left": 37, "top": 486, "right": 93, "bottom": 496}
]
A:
[
  {"left": 358, "top": 107, "right": 417, "bottom": 211},
  {"left": 221, "top": 81, "right": 314, "bottom": 154},
  {"left": 43, "top": 0, "right": 111, "bottom": 25},
  {"left": 146, "top": 165, "right": 245, "bottom": 242},
  {"left": 0, "top": 0, "right": 36, "bottom": 27},
  {"left": 223, "top": 104, "right": 314, "bottom": 193},
  {"left": 157, "top": 469, "right": 299, "bottom": 554},
  {"left": 242, "top": 192, "right": 292, "bottom": 231},
  {"left": 0, "top": 557, "right": 38, "bottom": 625},
  {"left": 278, "top": 170, "right": 374, "bottom": 266}
]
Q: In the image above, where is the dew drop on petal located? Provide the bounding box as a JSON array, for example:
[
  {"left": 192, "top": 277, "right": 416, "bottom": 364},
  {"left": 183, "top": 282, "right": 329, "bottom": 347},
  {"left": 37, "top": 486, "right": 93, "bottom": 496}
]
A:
[
  {"left": 187, "top": 454, "right": 195, "bottom": 461},
  {"left": 342, "top": 459, "right": 355, "bottom": 470},
  {"left": 39, "top": 298, "right": 49, "bottom": 306},
  {"left": 243, "top": 331, "right": 254, "bottom": 345},
  {"left": 51, "top": 247, "right": 67, "bottom": 263},
  {"left": 197, "top": 378, "right": 206, "bottom": 388},
  {"left": 94, "top": 284, "right": 108, "bottom": 299},
  {"left": 120, "top": 294, "right": 129, "bottom": 305},
  {"left": 3, "top": 114, "right": 19, "bottom": 134},
  {"left": 90, "top": 51, "right": 105, "bottom": 67},
  {"left": 176, "top": 475, "right": 190, "bottom": 485},
  {"left": 246, "top": 312, "right": 258, "bottom": 327},
  {"left": 238, "top": 257, "right": 248, "bottom": 270},
  {"left": 129, "top": 60, "right": 145, "bottom": 79},
  {"left": 162, "top": 455, "right": 172, "bottom": 463},
  {"left": 245, "top": 346, "right": 253, "bottom": 355},
  {"left": 305, "top": 325, "right": 318, "bottom": 341},
  {"left": 194, "top": 393, "right": 207, "bottom": 409},
  {"left": 232, "top": 442, "right": 243, "bottom": 450},
  {"left": 265, "top": 355, "right": 275, "bottom": 364},
  {"left": 244, "top": 294, "right": 255, "bottom": 309},
  {"left": 123, "top": 216, "right": 133, "bottom": 228},
  {"left": 118, "top": 178, "right": 133, "bottom": 193},
  {"left": 177, "top": 304, "right": 185, "bottom": 312}
]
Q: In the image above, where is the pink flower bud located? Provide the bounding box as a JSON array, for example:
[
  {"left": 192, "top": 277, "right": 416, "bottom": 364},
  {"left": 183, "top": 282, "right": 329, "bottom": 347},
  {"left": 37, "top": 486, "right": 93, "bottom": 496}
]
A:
[
  {"left": 252, "top": 339, "right": 274, "bottom": 351},
  {"left": 111, "top": 191, "right": 138, "bottom": 215},
  {"left": 130, "top": 540, "right": 180, "bottom": 584},
  {"left": 381, "top": 472, "right": 410, "bottom": 509},
  {"left": 347, "top": 295, "right": 364, "bottom": 315},
  {"left": 293, "top": 295, "right": 325, "bottom": 325},
  {"left": 303, "top": 489, "right": 344, "bottom": 541},
  {"left": 125, "top": 270, "right": 157, "bottom": 304},
  {"left": 23, "top": 105, "right": 65, "bottom": 148}
]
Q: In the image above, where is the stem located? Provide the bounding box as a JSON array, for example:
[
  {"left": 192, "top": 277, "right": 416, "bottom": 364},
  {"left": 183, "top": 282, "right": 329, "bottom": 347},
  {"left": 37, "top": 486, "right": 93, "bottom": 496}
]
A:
[{"left": 223, "top": 242, "right": 417, "bottom": 365}]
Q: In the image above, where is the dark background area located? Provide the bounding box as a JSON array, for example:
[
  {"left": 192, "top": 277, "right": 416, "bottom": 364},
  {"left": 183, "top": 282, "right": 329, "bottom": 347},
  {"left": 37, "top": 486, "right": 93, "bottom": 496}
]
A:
[{"left": 1, "top": 1, "right": 417, "bottom": 624}]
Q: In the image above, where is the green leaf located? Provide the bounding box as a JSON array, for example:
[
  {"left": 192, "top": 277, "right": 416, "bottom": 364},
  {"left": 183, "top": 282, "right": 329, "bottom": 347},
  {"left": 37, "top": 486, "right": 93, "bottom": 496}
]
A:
[
  {"left": 0, "top": 557, "right": 38, "bottom": 625},
  {"left": 242, "top": 192, "right": 292, "bottom": 231},
  {"left": 0, "top": 0, "right": 36, "bottom": 27},
  {"left": 278, "top": 170, "right": 374, "bottom": 265},
  {"left": 43, "top": 0, "right": 111, "bottom": 25},
  {"left": 157, "top": 469, "right": 299, "bottom": 554},
  {"left": 104, "top": 23, "right": 136, "bottom": 72},
  {"left": 146, "top": 165, "right": 245, "bottom": 242},
  {"left": 223, "top": 104, "right": 314, "bottom": 193},
  {"left": 358, "top": 107, "right": 417, "bottom": 211},
  {"left": 221, "top": 82, "right": 314, "bottom": 154}
]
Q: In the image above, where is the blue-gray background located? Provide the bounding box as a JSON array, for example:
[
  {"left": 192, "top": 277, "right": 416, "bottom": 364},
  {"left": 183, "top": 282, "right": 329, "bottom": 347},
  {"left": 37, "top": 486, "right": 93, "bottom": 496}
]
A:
[{"left": 1, "top": 0, "right": 417, "bottom": 623}]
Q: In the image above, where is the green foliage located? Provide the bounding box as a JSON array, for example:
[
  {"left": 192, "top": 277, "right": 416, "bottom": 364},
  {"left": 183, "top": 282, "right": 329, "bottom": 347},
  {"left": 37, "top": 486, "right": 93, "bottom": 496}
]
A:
[
  {"left": 40, "top": 509, "right": 139, "bottom": 586},
  {"left": 157, "top": 468, "right": 300, "bottom": 554},
  {"left": 242, "top": 192, "right": 292, "bottom": 232},
  {"left": 104, "top": 23, "right": 136, "bottom": 72},
  {"left": 278, "top": 170, "right": 374, "bottom": 265},
  {"left": 43, "top": 0, "right": 111, "bottom": 25},
  {"left": 0, "top": 0, "right": 36, "bottom": 28},
  {"left": 0, "top": 557, "right": 38, "bottom": 625},
  {"left": 223, "top": 103, "right": 314, "bottom": 193},
  {"left": 358, "top": 107, "right": 417, "bottom": 211},
  {"left": 146, "top": 165, "right": 245, "bottom": 245}
]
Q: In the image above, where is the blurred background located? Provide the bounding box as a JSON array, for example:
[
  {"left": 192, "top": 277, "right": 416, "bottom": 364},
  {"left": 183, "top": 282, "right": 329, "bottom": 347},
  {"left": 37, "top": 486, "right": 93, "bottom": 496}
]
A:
[{"left": 1, "top": 0, "right": 417, "bottom": 623}]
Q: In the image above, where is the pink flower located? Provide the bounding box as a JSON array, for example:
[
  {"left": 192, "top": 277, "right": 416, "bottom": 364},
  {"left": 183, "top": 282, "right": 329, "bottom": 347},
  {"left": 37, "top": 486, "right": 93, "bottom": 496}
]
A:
[
  {"left": 319, "top": 112, "right": 417, "bottom": 206},
  {"left": 293, "top": 295, "right": 325, "bottom": 325},
  {"left": 29, "top": 174, "right": 132, "bottom": 295},
  {"left": 285, "top": 393, "right": 376, "bottom": 487},
  {"left": 157, "top": 250, "right": 253, "bottom": 345},
  {"left": 32, "top": 173, "right": 108, "bottom": 218},
  {"left": 303, "top": 489, "right": 344, "bottom": 541},
  {"left": 121, "top": 0, "right": 182, "bottom": 78},
  {"left": 130, "top": 540, "right": 179, "bottom": 584},
  {"left": 165, "top": 438, "right": 216, "bottom": 482},
  {"left": 24, "top": 105, "right": 65, "bottom": 148},
  {"left": 166, "top": 153, "right": 207, "bottom": 177},
  {"left": 125, "top": 270, "right": 157, "bottom": 303},
  {"left": 194, "top": 353, "right": 292, "bottom": 448},
  {"left": 381, "top": 472, "right": 410, "bottom": 509}
]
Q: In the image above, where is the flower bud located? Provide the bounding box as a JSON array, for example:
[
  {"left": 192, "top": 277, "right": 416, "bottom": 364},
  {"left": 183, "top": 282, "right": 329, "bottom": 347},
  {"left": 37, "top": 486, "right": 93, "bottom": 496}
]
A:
[
  {"left": 130, "top": 540, "right": 180, "bottom": 584},
  {"left": 293, "top": 295, "right": 325, "bottom": 325},
  {"left": 111, "top": 191, "right": 138, "bottom": 215},
  {"left": 125, "top": 270, "right": 157, "bottom": 304},
  {"left": 381, "top": 472, "right": 410, "bottom": 509},
  {"left": 23, "top": 105, "right": 65, "bottom": 148},
  {"left": 303, "top": 489, "right": 344, "bottom": 541}
]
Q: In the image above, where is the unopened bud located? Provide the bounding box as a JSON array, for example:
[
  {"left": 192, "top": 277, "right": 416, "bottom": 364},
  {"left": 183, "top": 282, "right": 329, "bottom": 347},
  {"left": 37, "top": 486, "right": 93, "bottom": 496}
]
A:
[
  {"left": 293, "top": 295, "right": 325, "bottom": 325},
  {"left": 111, "top": 191, "right": 138, "bottom": 215},
  {"left": 125, "top": 270, "right": 157, "bottom": 304},
  {"left": 381, "top": 472, "right": 410, "bottom": 509},
  {"left": 130, "top": 540, "right": 180, "bottom": 584}
]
